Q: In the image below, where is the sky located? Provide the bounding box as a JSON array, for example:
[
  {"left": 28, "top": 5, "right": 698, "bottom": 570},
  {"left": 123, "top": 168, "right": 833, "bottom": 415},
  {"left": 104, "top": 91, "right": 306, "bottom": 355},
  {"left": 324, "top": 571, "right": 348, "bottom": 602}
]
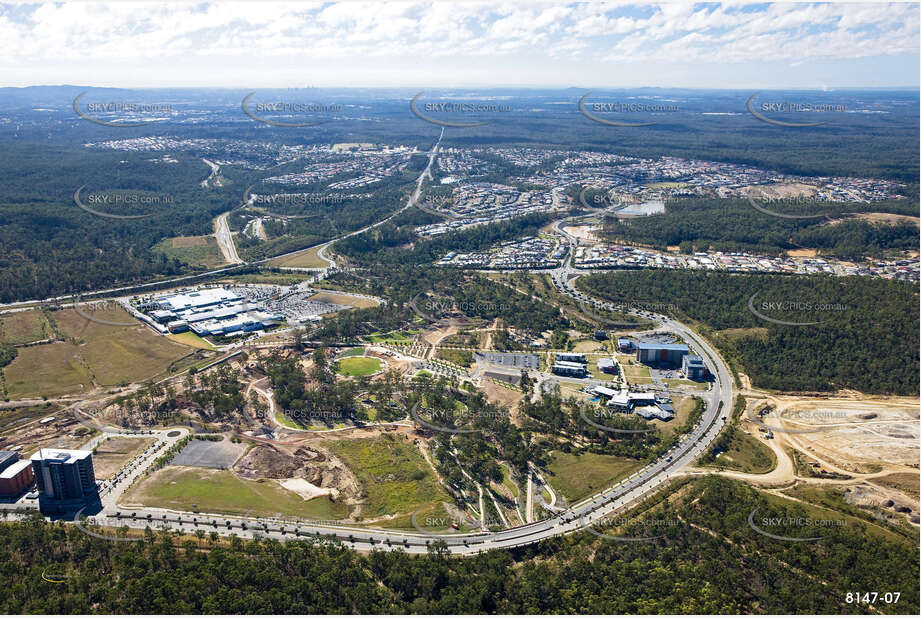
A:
[{"left": 0, "top": 1, "right": 918, "bottom": 89}]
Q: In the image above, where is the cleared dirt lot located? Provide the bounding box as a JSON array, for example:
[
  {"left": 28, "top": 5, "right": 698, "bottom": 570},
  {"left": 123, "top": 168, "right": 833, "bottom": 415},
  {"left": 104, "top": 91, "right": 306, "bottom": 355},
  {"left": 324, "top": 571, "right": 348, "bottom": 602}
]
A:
[
  {"left": 713, "top": 393, "right": 921, "bottom": 529},
  {"left": 774, "top": 397, "right": 919, "bottom": 471},
  {"left": 93, "top": 436, "right": 157, "bottom": 479}
]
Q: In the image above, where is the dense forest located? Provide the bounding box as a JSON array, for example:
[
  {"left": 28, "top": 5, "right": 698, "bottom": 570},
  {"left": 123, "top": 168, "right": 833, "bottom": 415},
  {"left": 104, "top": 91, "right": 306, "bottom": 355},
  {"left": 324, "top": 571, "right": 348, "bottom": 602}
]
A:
[
  {"left": 580, "top": 270, "right": 919, "bottom": 394},
  {"left": 0, "top": 475, "right": 916, "bottom": 614},
  {"left": 601, "top": 197, "right": 919, "bottom": 257}
]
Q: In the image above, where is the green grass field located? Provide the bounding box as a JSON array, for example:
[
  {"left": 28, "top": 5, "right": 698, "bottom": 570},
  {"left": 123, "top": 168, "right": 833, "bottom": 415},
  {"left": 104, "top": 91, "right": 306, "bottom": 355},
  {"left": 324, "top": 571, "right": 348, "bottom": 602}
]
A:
[
  {"left": 327, "top": 433, "right": 452, "bottom": 520},
  {"left": 4, "top": 308, "right": 192, "bottom": 398},
  {"left": 337, "top": 356, "right": 383, "bottom": 377},
  {"left": 166, "top": 331, "right": 216, "bottom": 349},
  {"left": 122, "top": 466, "right": 349, "bottom": 520},
  {"left": 436, "top": 348, "right": 473, "bottom": 367},
  {"left": 617, "top": 355, "right": 653, "bottom": 385},
  {"left": 365, "top": 330, "right": 414, "bottom": 343},
  {"left": 379, "top": 500, "right": 482, "bottom": 533},
  {"left": 705, "top": 429, "right": 776, "bottom": 474},
  {"left": 3, "top": 342, "right": 93, "bottom": 398},
  {"left": 547, "top": 451, "right": 643, "bottom": 503},
  {"left": 219, "top": 272, "right": 315, "bottom": 286},
  {"left": 54, "top": 308, "right": 192, "bottom": 385},
  {"left": 338, "top": 347, "right": 366, "bottom": 358},
  {"left": 587, "top": 362, "right": 618, "bottom": 382},
  {"left": 154, "top": 236, "right": 225, "bottom": 268},
  {"left": 0, "top": 310, "right": 50, "bottom": 345},
  {"left": 501, "top": 465, "right": 520, "bottom": 498},
  {"left": 661, "top": 378, "right": 709, "bottom": 390},
  {"left": 270, "top": 246, "right": 328, "bottom": 269}
]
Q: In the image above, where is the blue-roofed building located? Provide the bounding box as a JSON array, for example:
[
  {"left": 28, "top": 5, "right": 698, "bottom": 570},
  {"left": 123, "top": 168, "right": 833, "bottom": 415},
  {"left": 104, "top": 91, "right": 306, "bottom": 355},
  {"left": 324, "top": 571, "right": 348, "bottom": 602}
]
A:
[
  {"left": 617, "top": 338, "right": 634, "bottom": 352},
  {"left": 636, "top": 342, "right": 689, "bottom": 368},
  {"left": 655, "top": 402, "right": 676, "bottom": 420}
]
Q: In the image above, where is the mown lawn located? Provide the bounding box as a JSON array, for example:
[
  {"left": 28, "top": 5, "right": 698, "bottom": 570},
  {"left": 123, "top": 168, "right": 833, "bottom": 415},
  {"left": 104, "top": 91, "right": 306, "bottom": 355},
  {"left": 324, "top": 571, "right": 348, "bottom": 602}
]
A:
[
  {"left": 337, "top": 356, "right": 383, "bottom": 376},
  {"left": 365, "top": 331, "right": 414, "bottom": 343}
]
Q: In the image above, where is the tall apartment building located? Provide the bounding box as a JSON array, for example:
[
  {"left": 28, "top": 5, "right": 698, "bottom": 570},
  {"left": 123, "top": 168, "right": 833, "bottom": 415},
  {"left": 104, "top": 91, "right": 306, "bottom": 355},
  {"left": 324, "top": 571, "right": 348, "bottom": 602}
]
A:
[{"left": 30, "top": 449, "right": 99, "bottom": 514}]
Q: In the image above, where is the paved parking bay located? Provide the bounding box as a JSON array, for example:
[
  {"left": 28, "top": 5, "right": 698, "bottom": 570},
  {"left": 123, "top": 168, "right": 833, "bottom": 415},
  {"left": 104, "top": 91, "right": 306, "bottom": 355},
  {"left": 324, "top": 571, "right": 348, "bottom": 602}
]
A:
[{"left": 171, "top": 438, "right": 245, "bottom": 469}]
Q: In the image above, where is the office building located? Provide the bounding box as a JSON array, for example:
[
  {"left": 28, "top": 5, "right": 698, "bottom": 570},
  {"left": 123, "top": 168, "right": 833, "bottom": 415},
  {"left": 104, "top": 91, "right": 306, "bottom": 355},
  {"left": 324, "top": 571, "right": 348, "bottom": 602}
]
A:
[
  {"left": 603, "top": 390, "right": 657, "bottom": 412},
  {"left": 0, "top": 450, "right": 18, "bottom": 474},
  {"left": 682, "top": 355, "right": 709, "bottom": 381},
  {"left": 0, "top": 459, "right": 34, "bottom": 498},
  {"left": 144, "top": 287, "right": 282, "bottom": 338},
  {"left": 598, "top": 358, "right": 618, "bottom": 375},
  {"left": 636, "top": 342, "right": 689, "bottom": 368},
  {"left": 552, "top": 361, "right": 588, "bottom": 377}
]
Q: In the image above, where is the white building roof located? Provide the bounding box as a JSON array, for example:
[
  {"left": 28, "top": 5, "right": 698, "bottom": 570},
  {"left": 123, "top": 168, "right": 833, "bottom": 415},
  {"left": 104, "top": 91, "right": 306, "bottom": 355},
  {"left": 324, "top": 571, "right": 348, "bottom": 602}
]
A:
[
  {"left": 0, "top": 459, "right": 32, "bottom": 478},
  {"left": 593, "top": 386, "right": 619, "bottom": 398},
  {"left": 157, "top": 287, "right": 242, "bottom": 312},
  {"left": 30, "top": 448, "right": 92, "bottom": 464}
]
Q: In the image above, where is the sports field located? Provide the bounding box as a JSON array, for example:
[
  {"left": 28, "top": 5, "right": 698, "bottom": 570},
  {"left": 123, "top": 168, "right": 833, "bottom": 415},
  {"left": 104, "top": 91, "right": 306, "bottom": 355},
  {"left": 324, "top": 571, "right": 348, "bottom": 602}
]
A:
[{"left": 337, "top": 356, "right": 383, "bottom": 377}]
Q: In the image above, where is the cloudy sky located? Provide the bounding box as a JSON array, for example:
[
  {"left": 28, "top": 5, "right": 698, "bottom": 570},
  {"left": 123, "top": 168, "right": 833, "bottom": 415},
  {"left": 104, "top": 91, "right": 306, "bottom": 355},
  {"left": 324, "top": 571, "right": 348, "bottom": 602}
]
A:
[{"left": 0, "top": 1, "right": 917, "bottom": 89}]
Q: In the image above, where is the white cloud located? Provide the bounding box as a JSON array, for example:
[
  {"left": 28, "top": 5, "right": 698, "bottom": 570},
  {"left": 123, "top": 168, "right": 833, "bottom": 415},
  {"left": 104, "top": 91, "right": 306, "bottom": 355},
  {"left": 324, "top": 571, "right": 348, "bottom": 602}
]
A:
[{"left": 0, "top": 2, "right": 915, "bottom": 85}]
